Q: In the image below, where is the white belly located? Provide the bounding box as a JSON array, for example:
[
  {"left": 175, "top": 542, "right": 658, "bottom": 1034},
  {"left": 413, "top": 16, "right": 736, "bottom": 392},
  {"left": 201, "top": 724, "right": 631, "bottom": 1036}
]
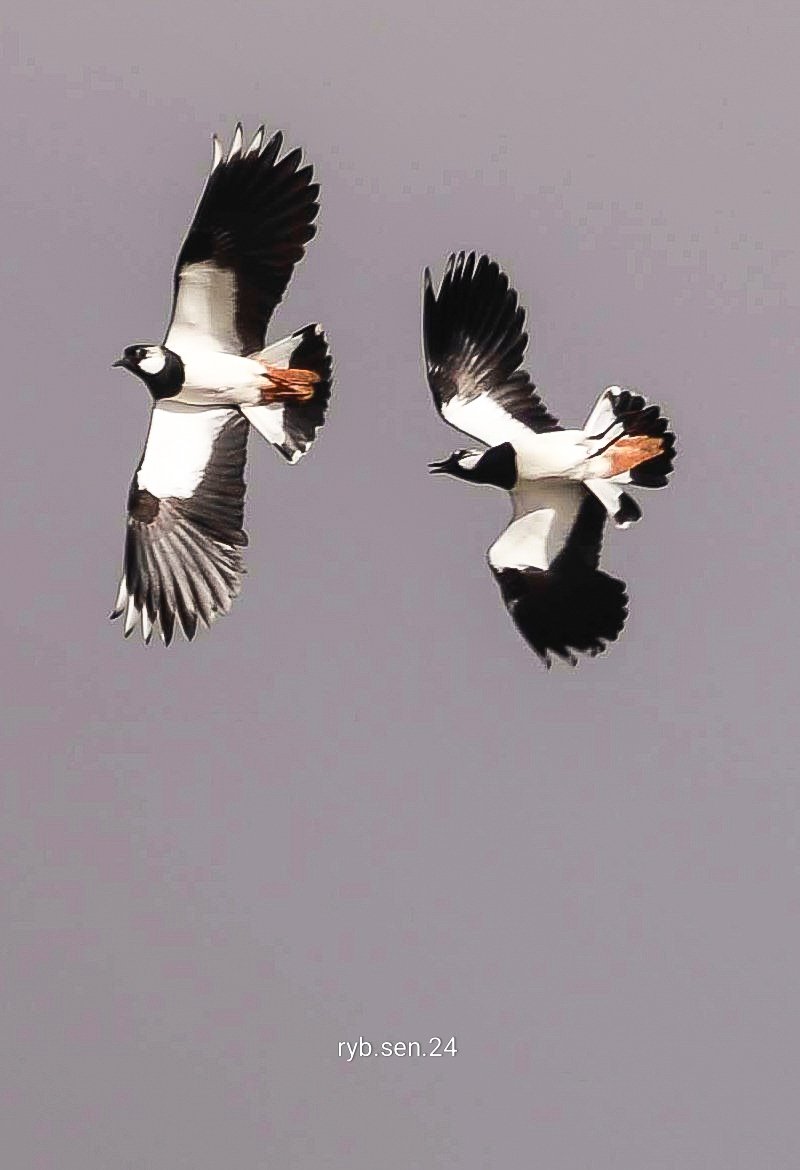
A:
[
  {"left": 513, "top": 429, "right": 590, "bottom": 480},
  {"left": 175, "top": 348, "right": 265, "bottom": 406}
]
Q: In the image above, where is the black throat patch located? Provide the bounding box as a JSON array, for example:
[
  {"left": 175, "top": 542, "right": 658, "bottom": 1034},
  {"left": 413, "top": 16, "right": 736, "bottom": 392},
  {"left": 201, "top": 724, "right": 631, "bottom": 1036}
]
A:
[
  {"left": 143, "top": 349, "right": 185, "bottom": 400},
  {"left": 471, "top": 442, "right": 518, "bottom": 489}
]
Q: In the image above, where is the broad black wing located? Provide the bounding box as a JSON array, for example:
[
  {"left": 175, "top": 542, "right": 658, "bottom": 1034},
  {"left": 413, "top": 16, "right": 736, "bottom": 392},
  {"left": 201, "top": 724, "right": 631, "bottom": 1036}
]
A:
[
  {"left": 165, "top": 124, "right": 319, "bottom": 356},
  {"left": 488, "top": 483, "right": 628, "bottom": 667},
  {"left": 423, "top": 252, "right": 561, "bottom": 446},
  {"left": 111, "top": 404, "right": 249, "bottom": 644}
]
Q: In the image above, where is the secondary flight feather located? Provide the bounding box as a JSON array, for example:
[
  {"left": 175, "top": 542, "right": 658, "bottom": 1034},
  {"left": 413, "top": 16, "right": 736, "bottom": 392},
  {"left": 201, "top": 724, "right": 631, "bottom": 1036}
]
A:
[
  {"left": 111, "top": 123, "right": 332, "bottom": 645},
  {"left": 424, "top": 252, "right": 676, "bottom": 667}
]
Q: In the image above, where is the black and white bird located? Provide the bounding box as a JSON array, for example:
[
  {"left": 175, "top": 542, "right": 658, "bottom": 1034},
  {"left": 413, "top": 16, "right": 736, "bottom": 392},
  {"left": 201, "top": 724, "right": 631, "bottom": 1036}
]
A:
[
  {"left": 423, "top": 252, "right": 676, "bottom": 667},
  {"left": 110, "top": 123, "right": 332, "bottom": 644}
]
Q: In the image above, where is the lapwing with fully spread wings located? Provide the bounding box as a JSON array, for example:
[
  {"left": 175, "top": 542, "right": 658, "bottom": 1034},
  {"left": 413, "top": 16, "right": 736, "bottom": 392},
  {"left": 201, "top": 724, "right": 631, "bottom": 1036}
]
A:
[
  {"left": 111, "top": 123, "right": 331, "bottom": 645},
  {"left": 423, "top": 252, "right": 676, "bottom": 667}
]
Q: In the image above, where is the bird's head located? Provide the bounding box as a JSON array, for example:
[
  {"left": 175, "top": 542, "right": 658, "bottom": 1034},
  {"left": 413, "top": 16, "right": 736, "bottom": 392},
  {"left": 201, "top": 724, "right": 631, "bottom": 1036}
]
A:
[
  {"left": 428, "top": 449, "right": 484, "bottom": 476},
  {"left": 428, "top": 442, "right": 517, "bottom": 489},
  {"left": 113, "top": 345, "right": 185, "bottom": 399}
]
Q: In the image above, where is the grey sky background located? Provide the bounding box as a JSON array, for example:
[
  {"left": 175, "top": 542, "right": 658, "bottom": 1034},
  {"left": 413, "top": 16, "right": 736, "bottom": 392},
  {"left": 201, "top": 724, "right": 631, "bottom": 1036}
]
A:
[{"left": 3, "top": 1, "right": 800, "bottom": 1166}]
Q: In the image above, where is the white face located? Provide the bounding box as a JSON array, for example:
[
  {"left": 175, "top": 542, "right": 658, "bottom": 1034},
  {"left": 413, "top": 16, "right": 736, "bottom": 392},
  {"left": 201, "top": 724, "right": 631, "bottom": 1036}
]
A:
[
  {"left": 138, "top": 347, "right": 167, "bottom": 376},
  {"left": 457, "top": 451, "right": 483, "bottom": 470}
]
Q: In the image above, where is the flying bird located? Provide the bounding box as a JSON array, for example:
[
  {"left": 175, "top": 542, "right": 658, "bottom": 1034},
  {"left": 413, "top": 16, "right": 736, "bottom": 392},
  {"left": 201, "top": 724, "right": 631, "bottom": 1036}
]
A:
[
  {"left": 110, "top": 123, "right": 331, "bottom": 645},
  {"left": 423, "top": 252, "right": 676, "bottom": 667}
]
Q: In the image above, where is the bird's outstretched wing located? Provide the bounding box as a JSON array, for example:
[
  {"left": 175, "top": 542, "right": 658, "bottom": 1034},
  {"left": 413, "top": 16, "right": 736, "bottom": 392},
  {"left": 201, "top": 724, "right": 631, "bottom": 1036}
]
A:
[
  {"left": 423, "top": 252, "right": 562, "bottom": 447},
  {"left": 165, "top": 124, "right": 319, "bottom": 357},
  {"left": 487, "top": 482, "right": 628, "bottom": 666},
  {"left": 111, "top": 403, "right": 249, "bottom": 644}
]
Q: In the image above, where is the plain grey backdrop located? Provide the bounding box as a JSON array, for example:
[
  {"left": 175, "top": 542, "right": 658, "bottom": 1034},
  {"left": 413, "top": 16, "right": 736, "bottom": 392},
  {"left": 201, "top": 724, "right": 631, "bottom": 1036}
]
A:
[{"left": 3, "top": 1, "right": 800, "bottom": 1165}]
